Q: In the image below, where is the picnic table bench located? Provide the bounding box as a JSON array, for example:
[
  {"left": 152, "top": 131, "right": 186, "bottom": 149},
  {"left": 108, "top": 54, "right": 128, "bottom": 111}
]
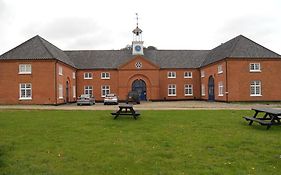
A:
[
  {"left": 243, "top": 108, "right": 281, "bottom": 129},
  {"left": 111, "top": 104, "right": 140, "bottom": 120}
]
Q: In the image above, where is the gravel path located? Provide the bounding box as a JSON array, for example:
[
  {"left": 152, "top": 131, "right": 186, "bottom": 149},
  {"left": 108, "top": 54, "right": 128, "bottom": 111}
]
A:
[{"left": 0, "top": 101, "right": 280, "bottom": 110}]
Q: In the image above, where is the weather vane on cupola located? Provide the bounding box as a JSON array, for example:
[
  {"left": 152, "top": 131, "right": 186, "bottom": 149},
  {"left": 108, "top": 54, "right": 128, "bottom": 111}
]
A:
[{"left": 132, "top": 13, "right": 144, "bottom": 55}]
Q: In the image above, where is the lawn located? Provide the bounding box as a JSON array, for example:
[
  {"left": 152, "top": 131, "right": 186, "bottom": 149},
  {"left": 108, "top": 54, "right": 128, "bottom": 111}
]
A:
[{"left": 0, "top": 110, "right": 280, "bottom": 175}]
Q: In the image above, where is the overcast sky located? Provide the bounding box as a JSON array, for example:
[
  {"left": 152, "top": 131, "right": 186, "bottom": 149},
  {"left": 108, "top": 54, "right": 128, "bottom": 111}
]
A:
[{"left": 0, "top": 0, "right": 281, "bottom": 54}]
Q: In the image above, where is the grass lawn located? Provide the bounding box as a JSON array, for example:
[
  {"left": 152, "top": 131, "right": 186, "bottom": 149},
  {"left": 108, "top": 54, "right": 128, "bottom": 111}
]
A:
[{"left": 0, "top": 110, "right": 280, "bottom": 175}]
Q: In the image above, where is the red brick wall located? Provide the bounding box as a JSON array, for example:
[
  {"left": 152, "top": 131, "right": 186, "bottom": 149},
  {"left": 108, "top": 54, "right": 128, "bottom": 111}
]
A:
[
  {"left": 159, "top": 69, "right": 201, "bottom": 100},
  {"left": 56, "top": 62, "right": 77, "bottom": 104},
  {"left": 76, "top": 69, "right": 118, "bottom": 101},
  {"left": 0, "top": 60, "right": 57, "bottom": 104},
  {"left": 227, "top": 59, "right": 281, "bottom": 101},
  {"left": 200, "top": 60, "right": 227, "bottom": 101}
]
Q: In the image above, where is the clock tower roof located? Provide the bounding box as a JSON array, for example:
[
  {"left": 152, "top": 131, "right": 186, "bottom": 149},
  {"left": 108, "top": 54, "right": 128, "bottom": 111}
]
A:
[{"left": 132, "top": 26, "right": 142, "bottom": 36}]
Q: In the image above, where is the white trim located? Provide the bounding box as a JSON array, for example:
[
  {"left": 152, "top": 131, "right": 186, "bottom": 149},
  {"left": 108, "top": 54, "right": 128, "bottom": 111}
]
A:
[
  {"left": 184, "top": 72, "right": 192, "bottom": 78},
  {"left": 19, "top": 64, "right": 32, "bottom": 74},
  {"left": 218, "top": 65, "right": 223, "bottom": 74},
  {"left": 101, "top": 85, "right": 110, "bottom": 97},
  {"left": 58, "top": 84, "right": 63, "bottom": 99},
  {"left": 58, "top": 66, "right": 63, "bottom": 76},
  {"left": 250, "top": 80, "right": 262, "bottom": 96},
  {"left": 184, "top": 84, "right": 193, "bottom": 96},
  {"left": 167, "top": 72, "right": 176, "bottom": 78},
  {"left": 84, "top": 72, "right": 93, "bottom": 79},
  {"left": 249, "top": 63, "right": 261, "bottom": 72},
  {"left": 168, "top": 84, "right": 176, "bottom": 96},
  {"left": 84, "top": 86, "right": 93, "bottom": 95},
  {"left": 250, "top": 94, "right": 262, "bottom": 97},
  {"left": 19, "top": 83, "right": 32, "bottom": 100},
  {"left": 201, "top": 84, "right": 205, "bottom": 96},
  {"left": 72, "top": 72, "right": 76, "bottom": 79},
  {"left": 218, "top": 81, "right": 224, "bottom": 96},
  {"left": 201, "top": 70, "right": 205, "bottom": 78},
  {"left": 101, "top": 72, "right": 110, "bottom": 79},
  {"left": 73, "top": 85, "right": 76, "bottom": 98}
]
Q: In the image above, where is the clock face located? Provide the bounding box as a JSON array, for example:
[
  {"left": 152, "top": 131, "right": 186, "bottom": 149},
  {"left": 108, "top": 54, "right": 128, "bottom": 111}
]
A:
[
  {"left": 135, "top": 62, "right": 142, "bottom": 69},
  {"left": 135, "top": 45, "right": 141, "bottom": 52}
]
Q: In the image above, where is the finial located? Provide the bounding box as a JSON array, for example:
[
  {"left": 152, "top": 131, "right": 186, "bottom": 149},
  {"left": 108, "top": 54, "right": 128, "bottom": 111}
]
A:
[{"left": 136, "top": 13, "right": 139, "bottom": 27}]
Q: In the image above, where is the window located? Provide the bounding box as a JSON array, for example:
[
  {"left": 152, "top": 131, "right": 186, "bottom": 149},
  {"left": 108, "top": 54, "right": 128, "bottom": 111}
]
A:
[
  {"left": 250, "top": 81, "right": 262, "bottom": 96},
  {"left": 184, "top": 84, "right": 193, "bottom": 96},
  {"left": 168, "top": 72, "right": 176, "bottom": 78},
  {"left": 19, "top": 83, "right": 32, "bottom": 100},
  {"left": 201, "top": 84, "right": 205, "bottom": 96},
  {"left": 218, "top": 81, "right": 224, "bottom": 96},
  {"left": 72, "top": 72, "right": 76, "bottom": 79},
  {"left": 84, "top": 72, "right": 93, "bottom": 79},
  {"left": 19, "top": 64, "right": 32, "bottom": 74},
  {"left": 201, "top": 70, "right": 205, "bottom": 78},
  {"left": 249, "top": 63, "right": 261, "bottom": 72},
  {"left": 73, "top": 85, "right": 76, "bottom": 98},
  {"left": 59, "top": 66, "right": 63, "bottom": 75},
  {"left": 101, "top": 72, "right": 110, "bottom": 79},
  {"left": 218, "top": 65, "right": 223, "bottom": 74},
  {"left": 59, "top": 84, "right": 63, "bottom": 99},
  {"left": 101, "top": 85, "right": 110, "bottom": 97},
  {"left": 84, "top": 86, "right": 93, "bottom": 95},
  {"left": 184, "top": 72, "right": 192, "bottom": 78},
  {"left": 168, "top": 84, "right": 176, "bottom": 96}
]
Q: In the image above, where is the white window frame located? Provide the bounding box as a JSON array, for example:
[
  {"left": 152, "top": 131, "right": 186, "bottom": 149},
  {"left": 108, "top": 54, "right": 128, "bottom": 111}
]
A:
[
  {"left": 201, "top": 84, "right": 205, "bottom": 96},
  {"left": 84, "top": 86, "right": 93, "bottom": 95},
  {"left": 58, "top": 84, "right": 63, "bottom": 99},
  {"left": 218, "top": 81, "right": 224, "bottom": 96},
  {"left": 101, "top": 72, "right": 110, "bottom": 79},
  {"left": 168, "top": 84, "right": 176, "bottom": 96},
  {"left": 19, "top": 83, "right": 32, "bottom": 100},
  {"left": 58, "top": 66, "right": 63, "bottom": 76},
  {"left": 250, "top": 80, "right": 262, "bottom": 96},
  {"left": 167, "top": 72, "right": 176, "bottom": 78},
  {"left": 73, "top": 85, "right": 76, "bottom": 98},
  {"left": 72, "top": 72, "right": 76, "bottom": 79},
  {"left": 19, "top": 64, "right": 32, "bottom": 74},
  {"left": 218, "top": 65, "right": 223, "bottom": 74},
  {"left": 101, "top": 85, "right": 110, "bottom": 97},
  {"left": 184, "top": 84, "right": 193, "bottom": 96},
  {"left": 249, "top": 63, "right": 261, "bottom": 72},
  {"left": 184, "top": 72, "right": 192, "bottom": 78},
  {"left": 201, "top": 70, "right": 205, "bottom": 78},
  {"left": 84, "top": 72, "right": 93, "bottom": 79}
]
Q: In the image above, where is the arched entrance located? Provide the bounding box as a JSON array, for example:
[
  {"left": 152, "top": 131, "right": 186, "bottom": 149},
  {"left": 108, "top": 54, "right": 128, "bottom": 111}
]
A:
[
  {"left": 208, "top": 76, "right": 215, "bottom": 101},
  {"left": 132, "top": 79, "right": 147, "bottom": 101},
  {"left": 66, "top": 81, "right": 69, "bottom": 103}
]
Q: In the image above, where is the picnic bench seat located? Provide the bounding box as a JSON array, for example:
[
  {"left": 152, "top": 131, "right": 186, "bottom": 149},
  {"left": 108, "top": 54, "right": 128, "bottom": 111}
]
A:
[
  {"left": 243, "top": 116, "right": 272, "bottom": 125},
  {"left": 111, "top": 104, "right": 140, "bottom": 119}
]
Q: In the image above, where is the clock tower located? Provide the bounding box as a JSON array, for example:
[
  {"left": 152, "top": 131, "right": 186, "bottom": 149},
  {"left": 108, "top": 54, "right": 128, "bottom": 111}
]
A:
[{"left": 132, "top": 13, "right": 144, "bottom": 55}]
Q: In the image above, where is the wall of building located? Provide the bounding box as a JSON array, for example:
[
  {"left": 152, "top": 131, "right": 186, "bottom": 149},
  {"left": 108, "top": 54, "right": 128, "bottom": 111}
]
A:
[
  {"left": 200, "top": 60, "right": 227, "bottom": 101},
  {"left": 159, "top": 69, "right": 201, "bottom": 100},
  {"left": 226, "top": 59, "right": 281, "bottom": 102},
  {"left": 0, "top": 60, "right": 57, "bottom": 104},
  {"left": 76, "top": 69, "right": 118, "bottom": 101},
  {"left": 56, "top": 62, "right": 77, "bottom": 104}
]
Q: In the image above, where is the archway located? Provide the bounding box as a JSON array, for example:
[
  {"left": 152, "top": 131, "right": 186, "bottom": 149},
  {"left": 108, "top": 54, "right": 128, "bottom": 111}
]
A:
[
  {"left": 208, "top": 76, "right": 215, "bottom": 101},
  {"left": 132, "top": 79, "right": 147, "bottom": 101}
]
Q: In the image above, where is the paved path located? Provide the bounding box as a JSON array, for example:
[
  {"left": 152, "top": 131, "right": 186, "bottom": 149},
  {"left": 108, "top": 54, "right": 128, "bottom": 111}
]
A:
[{"left": 0, "top": 101, "right": 280, "bottom": 110}]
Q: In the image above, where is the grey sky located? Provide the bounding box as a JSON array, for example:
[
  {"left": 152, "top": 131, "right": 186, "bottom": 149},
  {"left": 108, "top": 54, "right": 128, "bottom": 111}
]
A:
[{"left": 0, "top": 0, "right": 281, "bottom": 54}]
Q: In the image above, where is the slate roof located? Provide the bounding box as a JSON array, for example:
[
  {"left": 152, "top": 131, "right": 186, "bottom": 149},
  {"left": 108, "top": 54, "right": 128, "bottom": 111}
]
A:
[
  {"left": 1, "top": 34, "right": 280, "bottom": 69},
  {"left": 201, "top": 35, "right": 281, "bottom": 66},
  {"left": 0, "top": 35, "right": 75, "bottom": 67},
  {"left": 65, "top": 49, "right": 209, "bottom": 69}
]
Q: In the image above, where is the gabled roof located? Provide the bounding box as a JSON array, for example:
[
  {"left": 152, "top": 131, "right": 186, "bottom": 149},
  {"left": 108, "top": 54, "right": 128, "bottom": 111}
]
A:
[
  {"left": 201, "top": 35, "right": 281, "bottom": 66},
  {"left": 64, "top": 49, "right": 209, "bottom": 69},
  {"left": 0, "top": 35, "right": 75, "bottom": 67}
]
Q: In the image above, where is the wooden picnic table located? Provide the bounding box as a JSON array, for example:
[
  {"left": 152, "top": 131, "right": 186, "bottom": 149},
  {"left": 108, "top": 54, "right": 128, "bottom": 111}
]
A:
[
  {"left": 243, "top": 108, "right": 281, "bottom": 129},
  {"left": 111, "top": 104, "right": 140, "bottom": 120}
]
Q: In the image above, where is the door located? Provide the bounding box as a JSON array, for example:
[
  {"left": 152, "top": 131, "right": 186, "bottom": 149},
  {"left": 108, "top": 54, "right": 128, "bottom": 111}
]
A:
[
  {"left": 132, "top": 79, "right": 147, "bottom": 101},
  {"left": 66, "top": 81, "right": 69, "bottom": 103},
  {"left": 208, "top": 76, "right": 215, "bottom": 101}
]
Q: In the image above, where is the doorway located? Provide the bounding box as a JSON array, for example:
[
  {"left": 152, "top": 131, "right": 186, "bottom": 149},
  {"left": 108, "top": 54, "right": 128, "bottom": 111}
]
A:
[
  {"left": 208, "top": 76, "right": 215, "bottom": 101},
  {"left": 132, "top": 79, "right": 147, "bottom": 101}
]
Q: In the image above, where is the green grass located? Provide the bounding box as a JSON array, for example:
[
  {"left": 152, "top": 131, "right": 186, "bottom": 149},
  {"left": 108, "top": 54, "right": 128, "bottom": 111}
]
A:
[{"left": 0, "top": 110, "right": 280, "bottom": 175}]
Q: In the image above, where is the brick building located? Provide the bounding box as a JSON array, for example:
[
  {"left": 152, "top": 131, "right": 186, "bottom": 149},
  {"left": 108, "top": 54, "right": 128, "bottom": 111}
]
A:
[{"left": 0, "top": 26, "right": 281, "bottom": 104}]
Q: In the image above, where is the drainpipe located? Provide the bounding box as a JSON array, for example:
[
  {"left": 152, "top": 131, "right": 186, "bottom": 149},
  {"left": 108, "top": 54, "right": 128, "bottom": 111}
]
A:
[
  {"left": 225, "top": 59, "right": 229, "bottom": 102},
  {"left": 54, "top": 61, "right": 58, "bottom": 105}
]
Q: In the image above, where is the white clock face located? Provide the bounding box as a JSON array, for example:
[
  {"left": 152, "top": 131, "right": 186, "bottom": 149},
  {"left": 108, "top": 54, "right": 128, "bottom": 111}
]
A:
[{"left": 135, "top": 62, "right": 142, "bottom": 69}]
